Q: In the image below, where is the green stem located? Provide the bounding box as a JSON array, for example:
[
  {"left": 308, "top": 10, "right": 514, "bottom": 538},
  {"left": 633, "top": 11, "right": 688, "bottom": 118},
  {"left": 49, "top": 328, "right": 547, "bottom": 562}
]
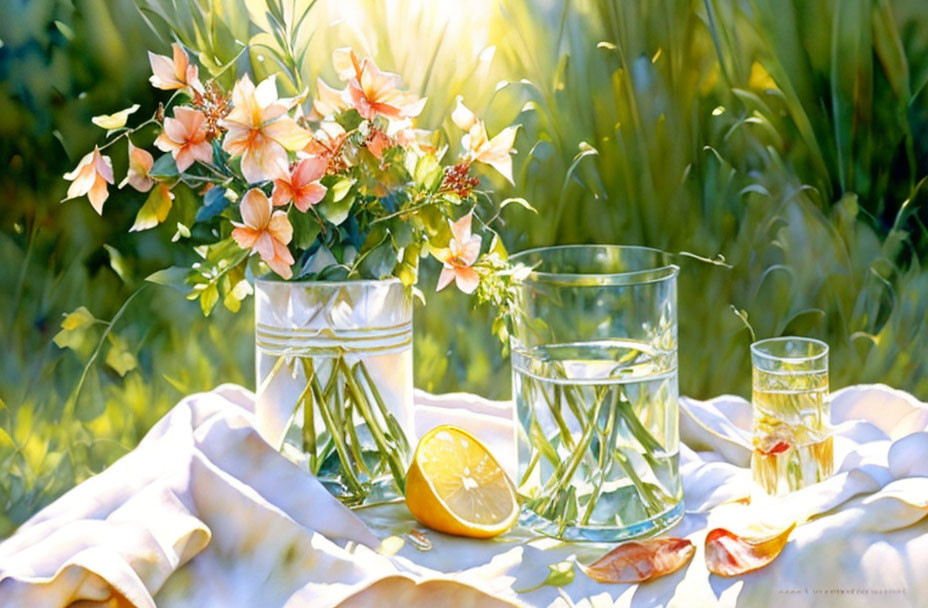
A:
[
  {"left": 300, "top": 368, "right": 317, "bottom": 473},
  {"left": 537, "top": 385, "right": 608, "bottom": 514},
  {"left": 544, "top": 384, "right": 576, "bottom": 451},
  {"left": 342, "top": 386, "right": 372, "bottom": 477},
  {"left": 339, "top": 357, "right": 407, "bottom": 493},
  {"left": 65, "top": 285, "right": 146, "bottom": 416},
  {"left": 356, "top": 361, "right": 410, "bottom": 455},
  {"left": 581, "top": 389, "right": 619, "bottom": 525},
  {"left": 257, "top": 353, "right": 288, "bottom": 396},
  {"left": 303, "top": 358, "right": 365, "bottom": 496}
]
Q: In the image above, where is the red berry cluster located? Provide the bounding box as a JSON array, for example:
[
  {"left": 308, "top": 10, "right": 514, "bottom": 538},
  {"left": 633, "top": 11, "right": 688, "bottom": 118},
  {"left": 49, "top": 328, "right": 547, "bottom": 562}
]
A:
[
  {"left": 191, "top": 82, "right": 232, "bottom": 142},
  {"left": 442, "top": 162, "right": 479, "bottom": 198}
]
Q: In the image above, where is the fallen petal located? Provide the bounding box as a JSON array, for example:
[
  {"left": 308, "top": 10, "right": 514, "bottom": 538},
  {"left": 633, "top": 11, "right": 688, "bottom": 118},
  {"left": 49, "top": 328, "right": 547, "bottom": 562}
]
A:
[
  {"left": 581, "top": 537, "right": 695, "bottom": 584},
  {"left": 705, "top": 522, "right": 796, "bottom": 577}
]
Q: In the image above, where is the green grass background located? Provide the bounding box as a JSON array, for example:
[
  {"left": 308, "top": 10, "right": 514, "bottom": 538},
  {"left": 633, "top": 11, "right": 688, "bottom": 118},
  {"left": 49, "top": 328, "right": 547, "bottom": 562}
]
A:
[{"left": 1, "top": 0, "right": 926, "bottom": 535}]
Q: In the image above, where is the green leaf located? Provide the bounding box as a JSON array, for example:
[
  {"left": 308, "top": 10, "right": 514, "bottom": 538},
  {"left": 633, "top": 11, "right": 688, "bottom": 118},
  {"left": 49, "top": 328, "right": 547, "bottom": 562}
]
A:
[
  {"left": 150, "top": 154, "right": 179, "bottom": 178},
  {"left": 499, "top": 197, "right": 537, "bottom": 213},
  {"left": 54, "top": 306, "right": 97, "bottom": 351},
  {"left": 317, "top": 192, "right": 355, "bottom": 226},
  {"left": 105, "top": 341, "right": 138, "bottom": 377},
  {"left": 358, "top": 238, "right": 396, "bottom": 279},
  {"left": 103, "top": 244, "right": 129, "bottom": 283},
  {"left": 488, "top": 234, "right": 508, "bottom": 260},
  {"left": 335, "top": 109, "right": 362, "bottom": 131},
  {"left": 195, "top": 187, "right": 230, "bottom": 222},
  {"left": 329, "top": 177, "right": 353, "bottom": 202},
  {"left": 199, "top": 283, "right": 219, "bottom": 316},
  {"left": 146, "top": 266, "right": 192, "bottom": 293},
  {"left": 544, "top": 560, "right": 575, "bottom": 587},
  {"left": 91, "top": 104, "right": 139, "bottom": 130},
  {"left": 414, "top": 153, "right": 442, "bottom": 190},
  {"left": 60, "top": 306, "right": 96, "bottom": 331},
  {"left": 221, "top": 264, "right": 252, "bottom": 313},
  {"left": 516, "top": 559, "right": 575, "bottom": 593},
  {"left": 54, "top": 20, "right": 74, "bottom": 41},
  {"left": 388, "top": 218, "right": 414, "bottom": 249},
  {"left": 130, "top": 185, "right": 174, "bottom": 232},
  {"left": 396, "top": 244, "right": 420, "bottom": 287},
  {"left": 288, "top": 207, "right": 323, "bottom": 249}
]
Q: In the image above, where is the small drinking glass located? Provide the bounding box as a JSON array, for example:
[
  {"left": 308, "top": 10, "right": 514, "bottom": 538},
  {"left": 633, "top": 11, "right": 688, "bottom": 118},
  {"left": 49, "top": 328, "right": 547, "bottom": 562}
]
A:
[{"left": 750, "top": 337, "right": 833, "bottom": 495}]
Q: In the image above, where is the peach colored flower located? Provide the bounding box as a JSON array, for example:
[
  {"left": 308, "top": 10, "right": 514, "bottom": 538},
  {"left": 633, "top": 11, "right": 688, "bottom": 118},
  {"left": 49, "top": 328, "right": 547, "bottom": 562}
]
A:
[
  {"left": 316, "top": 48, "right": 425, "bottom": 121},
  {"left": 312, "top": 77, "right": 350, "bottom": 117},
  {"left": 451, "top": 98, "right": 519, "bottom": 184},
  {"left": 63, "top": 147, "right": 114, "bottom": 214},
  {"left": 119, "top": 140, "right": 155, "bottom": 192},
  {"left": 303, "top": 123, "right": 348, "bottom": 173},
  {"left": 366, "top": 129, "right": 395, "bottom": 160},
  {"left": 148, "top": 43, "right": 200, "bottom": 92},
  {"left": 272, "top": 157, "right": 327, "bottom": 212},
  {"left": 154, "top": 107, "right": 213, "bottom": 172},
  {"left": 231, "top": 189, "right": 295, "bottom": 279},
  {"left": 220, "top": 75, "right": 313, "bottom": 183},
  {"left": 435, "top": 212, "right": 482, "bottom": 294}
]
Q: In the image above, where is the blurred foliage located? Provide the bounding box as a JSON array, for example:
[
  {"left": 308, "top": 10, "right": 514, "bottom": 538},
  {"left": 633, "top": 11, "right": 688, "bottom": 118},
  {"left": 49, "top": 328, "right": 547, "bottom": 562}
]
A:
[{"left": 1, "top": 0, "right": 926, "bottom": 534}]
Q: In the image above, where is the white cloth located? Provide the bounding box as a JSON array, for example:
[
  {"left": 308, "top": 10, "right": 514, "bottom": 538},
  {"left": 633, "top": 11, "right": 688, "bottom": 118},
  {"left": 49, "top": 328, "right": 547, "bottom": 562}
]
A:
[{"left": 1, "top": 384, "right": 927, "bottom": 607}]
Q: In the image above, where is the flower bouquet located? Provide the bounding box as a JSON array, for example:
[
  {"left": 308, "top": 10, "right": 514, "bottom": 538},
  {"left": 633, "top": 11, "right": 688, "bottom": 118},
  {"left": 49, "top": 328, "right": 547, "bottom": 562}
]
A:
[{"left": 64, "top": 43, "right": 528, "bottom": 504}]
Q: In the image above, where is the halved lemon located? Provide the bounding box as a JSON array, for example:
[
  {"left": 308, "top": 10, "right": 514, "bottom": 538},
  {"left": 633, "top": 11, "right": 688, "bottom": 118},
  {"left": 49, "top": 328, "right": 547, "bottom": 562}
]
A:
[{"left": 405, "top": 425, "right": 518, "bottom": 538}]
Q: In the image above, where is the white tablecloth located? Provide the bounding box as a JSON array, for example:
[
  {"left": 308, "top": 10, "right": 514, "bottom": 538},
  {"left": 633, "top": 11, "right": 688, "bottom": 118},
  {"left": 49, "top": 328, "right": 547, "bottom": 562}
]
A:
[{"left": 1, "top": 384, "right": 926, "bottom": 607}]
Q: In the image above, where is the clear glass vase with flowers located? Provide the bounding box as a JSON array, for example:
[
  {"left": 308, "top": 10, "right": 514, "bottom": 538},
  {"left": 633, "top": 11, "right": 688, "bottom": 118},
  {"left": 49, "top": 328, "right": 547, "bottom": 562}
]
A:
[{"left": 63, "top": 43, "right": 529, "bottom": 505}]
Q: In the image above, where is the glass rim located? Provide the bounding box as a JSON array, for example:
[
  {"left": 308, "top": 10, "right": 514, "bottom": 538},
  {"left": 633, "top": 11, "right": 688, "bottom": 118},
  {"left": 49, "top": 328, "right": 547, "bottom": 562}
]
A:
[
  {"left": 750, "top": 336, "right": 829, "bottom": 362},
  {"left": 510, "top": 244, "right": 679, "bottom": 286},
  {"left": 255, "top": 276, "right": 402, "bottom": 288}
]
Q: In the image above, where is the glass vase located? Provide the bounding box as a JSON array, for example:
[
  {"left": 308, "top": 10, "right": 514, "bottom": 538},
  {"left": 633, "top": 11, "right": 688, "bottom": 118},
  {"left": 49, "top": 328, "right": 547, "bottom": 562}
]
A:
[
  {"left": 253, "top": 278, "right": 414, "bottom": 506},
  {"left": 510, "top": 245, "right": 684, "bottom": 541}
]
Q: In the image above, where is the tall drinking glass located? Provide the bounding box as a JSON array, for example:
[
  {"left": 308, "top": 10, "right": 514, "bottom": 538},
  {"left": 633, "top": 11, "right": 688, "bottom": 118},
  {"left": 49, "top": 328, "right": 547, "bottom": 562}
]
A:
[
  {"left": 510, "top": 245, "right": 683, "bottom": 541},
  {"left": 750, "top": 337, "right": 832, "bottom": 496}
]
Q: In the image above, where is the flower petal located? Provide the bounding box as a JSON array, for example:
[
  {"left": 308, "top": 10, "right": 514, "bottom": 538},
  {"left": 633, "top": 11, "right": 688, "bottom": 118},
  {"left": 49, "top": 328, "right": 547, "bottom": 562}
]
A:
[
  {"left": 174, "top": 107, "right": 206, "bottom": 136},
  {"left": 241, "top": 139, "right": 289, "bottom": 183},
  {"left": 267, "top": 210, "right": 293, "bottom": 245},
  {"left": 266, "top": 251, "right": 294, "bottom": 280},
  {"left": 580, "top": 538, "right": 695, "bottom": 584},
  {"left": 93, "top": 149, "right": 114, "bottom": 184},
  {"left": 332, "top": 47, "right": 361, "bottom": 81},
  {"left": 173, "top": 147, "right": 195, "bottom": 173},
  {"left": 313, "top": 77, "right": 349, "bottom": 116},
  {"left": 451, "top": 97, "right": 478, "bottom": 131},
  {"left": 453, "top": 266, "right": 480, "bottom": 294},
  {"left": 232, "top": 226, "right": 261, "bottom": 250},
  {"left": 272, "top": 180, "right": 294, "bottom": 207},
  {"left": 240, "top": 188, "right": 272, "bottom": 229},
  {"left": 263, "top": 117, "right": 313, "bottom": 151},
  {"left": 254, "top": 74, "right": 280, "bottom": 109},
  {"left": 450, "top": 212, "right": 474, "bottom": 245},
  {"left": 436, "top": 267, "right": 456, "bottom": 292},
  {"left": 705, "top": 523, "right": 796, "bottom": 577},
  {"left": 475, "top": 125, "right": 519, "bottom": 184},
  {"left": 162, "top": 116, "right": 188, "bottom": 144},
  {"left": 292, "top": 156, "right": 328, "bottom": 186},
  {"left": 254, "top": 232, "right": 276, "bottom": 263},
  {"left": 149, "top": 51, "right": 181, "bottom": 90},
  {"left": 293, "top": 182, "right": 327, "bottom": 212},
  {"left": 154, "top": 132, "right": 180, "bottom": 153},
  {"left": 171, "top": 43, "right": 189, "bottom": 82},
  {"left": 459, "top": 236, "right": 482, "bottom": 267},
  {"left": 87, "top": 175, "right": 110, "bottom": 215}
]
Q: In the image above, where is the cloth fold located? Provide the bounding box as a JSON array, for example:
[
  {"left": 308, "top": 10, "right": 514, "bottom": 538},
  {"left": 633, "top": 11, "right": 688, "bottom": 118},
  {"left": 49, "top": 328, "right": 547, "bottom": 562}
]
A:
[{"left": 1, "top": 383, "right": 926, "bottom": 607}]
